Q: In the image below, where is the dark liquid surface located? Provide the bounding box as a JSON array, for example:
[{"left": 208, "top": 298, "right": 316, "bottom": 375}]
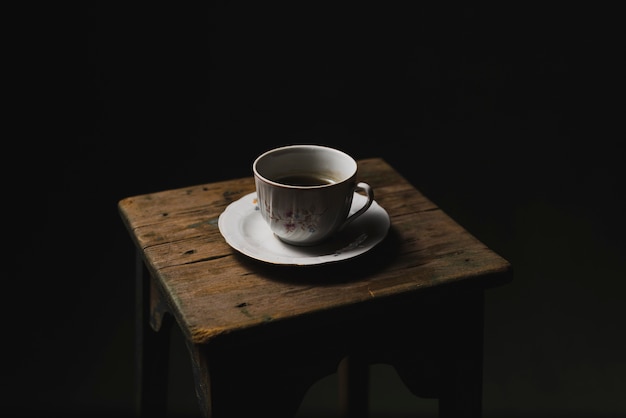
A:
[{"left": 274, "top": 174, "right": 336, "bottom": 186}]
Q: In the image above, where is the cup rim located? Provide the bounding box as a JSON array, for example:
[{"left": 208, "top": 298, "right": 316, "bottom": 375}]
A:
[{"left": 253, "top": 144, "right": 357, "bottom": 189}]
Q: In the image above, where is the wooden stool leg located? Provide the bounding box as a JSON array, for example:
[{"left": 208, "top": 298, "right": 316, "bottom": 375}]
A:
[
  {"left": 438, "top": 290, "right": 484, "bottom": 418},
  {"left": 186, "top": 336, "right": 343, "bottom": 418},
  {"left": 135, "top": 251, "right": 172, "bottom": 418},
  {"left": 186, "top": 343, "right": 211, "bottom": 418},
  {"left": 339, "top": 355, "right": 370, "bottom": 418}
]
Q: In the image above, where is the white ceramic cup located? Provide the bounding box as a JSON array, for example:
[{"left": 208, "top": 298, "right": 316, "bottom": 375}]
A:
[{"left": 253, "top": 144, "right": 374, "bottom": 246}]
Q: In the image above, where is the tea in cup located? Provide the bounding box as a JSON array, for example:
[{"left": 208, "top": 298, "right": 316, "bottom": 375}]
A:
[{"left": 253, "top": 144, "right": 374, "bottom": 246}]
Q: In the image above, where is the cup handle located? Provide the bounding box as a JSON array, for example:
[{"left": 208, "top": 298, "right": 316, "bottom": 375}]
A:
[{"left": 339, "top": 182, "right": 374, "bottom": 231}]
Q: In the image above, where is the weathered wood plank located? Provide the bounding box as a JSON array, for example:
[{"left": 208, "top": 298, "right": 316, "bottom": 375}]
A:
[{"left": 119, "top": 158, "right": 511, "bottom": 344}]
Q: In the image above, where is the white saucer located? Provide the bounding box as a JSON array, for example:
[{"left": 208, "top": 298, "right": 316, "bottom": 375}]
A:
[{"left": 218, "top": 192, "right": 390, "bottom": 266}]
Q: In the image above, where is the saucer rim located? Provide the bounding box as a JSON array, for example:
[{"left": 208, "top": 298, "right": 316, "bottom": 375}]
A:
[{"left": 218, "top": 192, "right": 390, "bottom": 266}]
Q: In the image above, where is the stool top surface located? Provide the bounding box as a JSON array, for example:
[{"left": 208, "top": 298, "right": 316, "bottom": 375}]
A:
[{"left": 119, "top": 158, "right": 511, "bottom": 344}]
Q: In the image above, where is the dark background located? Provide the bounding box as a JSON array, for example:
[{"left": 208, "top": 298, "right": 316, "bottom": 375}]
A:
[{"left": 7, "top": 3, "right": 624, "bottom": 417}]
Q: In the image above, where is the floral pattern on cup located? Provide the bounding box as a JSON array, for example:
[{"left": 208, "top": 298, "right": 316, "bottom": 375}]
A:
[{"left": 261, "top": 200, "right": 327, "bottom": 234}]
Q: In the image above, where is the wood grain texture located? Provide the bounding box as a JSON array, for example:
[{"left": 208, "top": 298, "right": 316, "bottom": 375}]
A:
[{"left": 119, "top": 158, "right": 511, "bottom": 344}]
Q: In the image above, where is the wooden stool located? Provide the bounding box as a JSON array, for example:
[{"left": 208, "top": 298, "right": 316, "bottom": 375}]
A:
[{"left": 118, "top": 158, "right": 511, "bottom": 418}]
